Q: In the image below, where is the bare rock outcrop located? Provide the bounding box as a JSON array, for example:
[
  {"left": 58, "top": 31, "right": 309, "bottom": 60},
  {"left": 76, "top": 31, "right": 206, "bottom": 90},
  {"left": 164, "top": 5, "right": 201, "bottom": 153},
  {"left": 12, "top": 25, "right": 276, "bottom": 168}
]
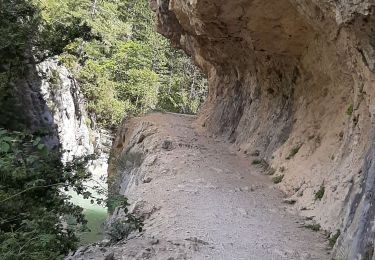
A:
[
  {"left": 13, "top": 57, "right": 95, "bottom": 158},
  {"left": 36, "top": 58, "right": 94, "bottom": 161},
  {"left": 152, "top": 0, "right": 375, "bottom": 258}
]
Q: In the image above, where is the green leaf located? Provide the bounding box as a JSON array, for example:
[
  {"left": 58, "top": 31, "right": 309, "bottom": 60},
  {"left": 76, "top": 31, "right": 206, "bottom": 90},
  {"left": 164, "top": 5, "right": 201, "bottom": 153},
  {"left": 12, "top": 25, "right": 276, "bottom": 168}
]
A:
[
  {"left": 36, "top": 142, "right": 48, "bottom": 156},
  {"left": 26, "top": 156, "right": 37, "bottom": 164},
  {"left": 33, "top": 137, "right": 42, "bottom": 146},
  {"left": 1, "top": 136, "right": 12, "bottom": 142},
  {"left": 0, "top": 142, "right": 10, "bottom": 153}
]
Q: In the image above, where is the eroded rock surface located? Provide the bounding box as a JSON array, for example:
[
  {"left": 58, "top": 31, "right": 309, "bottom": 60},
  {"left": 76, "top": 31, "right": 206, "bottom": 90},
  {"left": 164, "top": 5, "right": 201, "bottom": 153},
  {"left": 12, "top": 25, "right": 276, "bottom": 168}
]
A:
[{"left": 152, "top": 1, "right": 375, "bottom": 258}]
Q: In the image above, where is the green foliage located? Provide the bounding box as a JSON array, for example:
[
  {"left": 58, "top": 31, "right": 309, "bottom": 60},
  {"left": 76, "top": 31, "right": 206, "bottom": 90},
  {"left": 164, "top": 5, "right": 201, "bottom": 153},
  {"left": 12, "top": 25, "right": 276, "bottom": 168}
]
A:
[
  {"left": 77, "top": 59, "right": 129, "bottom": 126},
  {"left": 107, "top": 219, "right": 133, "bottom": 242},
  {"left": 314, "top": 185, "right": 325, "bottom": 201},
  {"left": 272, "top": 175, "right": 284, "bottom": 184},
  {"left": 303, "top": 224, "right": 321, "bottom": 232},
  {"left": 106, "top": 195, "right": 143, "bottom": 242},
  {"left": 347, "top": 104, "right": 354, "bottom": 116},
  {"left": 0, "top": 0, "right": 41, "bottom": 129},
  {"left": 37, "top": 0, "right": 207, "bottom": 128},
  {"left": 0, "top": 129, "right": 89, "bottom": 259},
  {"left": 0, "top": 129, "right": 142, "bottom": 259},
  {"left": 0, "top": 0, "right": 205, "bottom": 129},
  {"left": 328, "top": 230, "right": 340, "bottom": 248},
  {"left": 107, "top": 217, "right": 142, "bottom": 242},
  {"left": 286, "top": 145, "right": 302, "bottom": 160},
  {"left": 157, "top": 52, "right": 207, "bottom": 115},
  {"left": 0, "top": 0, "right": 40, "bottom": 65}
]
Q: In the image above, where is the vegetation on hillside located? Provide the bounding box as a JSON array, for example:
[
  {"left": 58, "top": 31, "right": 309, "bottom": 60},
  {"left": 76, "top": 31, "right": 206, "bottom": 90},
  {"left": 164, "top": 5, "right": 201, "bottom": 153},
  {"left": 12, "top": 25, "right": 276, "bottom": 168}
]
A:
[
  {"left": 0, "top": 0, "right": 205, "bottom": 258},
  {"left": 39, "top": 0, "right": 208, "bottom": 128}
]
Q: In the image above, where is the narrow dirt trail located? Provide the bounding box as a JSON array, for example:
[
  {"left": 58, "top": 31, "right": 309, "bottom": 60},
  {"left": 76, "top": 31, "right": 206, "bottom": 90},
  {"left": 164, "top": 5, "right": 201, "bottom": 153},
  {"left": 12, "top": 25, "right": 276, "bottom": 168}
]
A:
[{"left": 70, "top": 113, "right": 330, "bottom": 260}]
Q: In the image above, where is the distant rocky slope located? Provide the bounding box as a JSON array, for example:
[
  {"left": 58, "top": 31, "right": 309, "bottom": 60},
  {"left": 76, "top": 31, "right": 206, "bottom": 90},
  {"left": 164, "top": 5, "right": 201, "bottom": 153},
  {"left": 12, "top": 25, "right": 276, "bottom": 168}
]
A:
[{"left": 152, "top": 0, "right": 375, "bottom": 258}]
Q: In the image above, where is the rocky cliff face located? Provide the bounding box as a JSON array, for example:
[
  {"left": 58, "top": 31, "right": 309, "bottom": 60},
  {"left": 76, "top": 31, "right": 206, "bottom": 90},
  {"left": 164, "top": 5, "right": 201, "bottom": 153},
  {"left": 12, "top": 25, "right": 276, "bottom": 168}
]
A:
[
  {"left": 15, "top": 58, "right": 95, "bottom": 160},
  {"left": 36, "top": 58, "right": 94, "bottom": 162},
  {"left": 152, "top": 0, "right": 375, "bottom": 258},
  {"left": 16, "top": 57, "right": 112, "bottom": 194}
]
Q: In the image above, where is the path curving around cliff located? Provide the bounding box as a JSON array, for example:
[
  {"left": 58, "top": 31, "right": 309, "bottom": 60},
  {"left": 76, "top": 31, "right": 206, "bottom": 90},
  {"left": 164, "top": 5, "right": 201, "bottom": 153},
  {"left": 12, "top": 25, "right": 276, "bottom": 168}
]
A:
[{"left": 69, "top": 113, "right": 330, "bottom": 260}]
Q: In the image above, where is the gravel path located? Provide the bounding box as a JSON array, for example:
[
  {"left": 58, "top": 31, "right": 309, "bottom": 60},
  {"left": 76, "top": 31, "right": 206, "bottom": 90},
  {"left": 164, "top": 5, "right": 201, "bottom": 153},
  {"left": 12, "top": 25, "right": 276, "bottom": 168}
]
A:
[{"left": 68, "top": 113, "right": 330, "bottom": 260}]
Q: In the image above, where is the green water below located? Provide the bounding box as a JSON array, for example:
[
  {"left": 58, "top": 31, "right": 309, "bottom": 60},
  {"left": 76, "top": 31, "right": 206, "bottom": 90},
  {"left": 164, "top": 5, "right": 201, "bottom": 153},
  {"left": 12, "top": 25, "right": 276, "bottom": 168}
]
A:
[
  {"left": 69, "top": 182, "right": 108, "bottom": 245},
  {"left": 67, "top": 152, "right": 109, "bottom": 245},
  {"left": 78, "top": 208, "right": 107, "bottom": 245}
]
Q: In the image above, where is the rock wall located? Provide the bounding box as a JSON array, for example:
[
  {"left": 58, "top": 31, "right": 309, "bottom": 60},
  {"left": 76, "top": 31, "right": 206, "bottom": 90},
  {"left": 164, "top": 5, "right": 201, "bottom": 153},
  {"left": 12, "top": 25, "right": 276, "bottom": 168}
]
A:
[
  {"left": 15, "top": 57, "right": 95, "bottom": 160},
  {"left": 152, "top": 0, "right": 375, "bottom": 258},
  {"left": 36, "top": 58, "right": 94, "bottom": 162}
]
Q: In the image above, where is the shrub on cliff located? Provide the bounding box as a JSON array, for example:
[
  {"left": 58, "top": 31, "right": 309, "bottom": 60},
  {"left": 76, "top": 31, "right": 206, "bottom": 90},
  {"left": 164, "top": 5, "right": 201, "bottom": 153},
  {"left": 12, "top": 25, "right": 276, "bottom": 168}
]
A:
[
  {"left": 0, "top": 129, "right": 143, "bottom": 259},
  {"left": 0, "top": 129, "right": 90, "bottom": 259}
]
